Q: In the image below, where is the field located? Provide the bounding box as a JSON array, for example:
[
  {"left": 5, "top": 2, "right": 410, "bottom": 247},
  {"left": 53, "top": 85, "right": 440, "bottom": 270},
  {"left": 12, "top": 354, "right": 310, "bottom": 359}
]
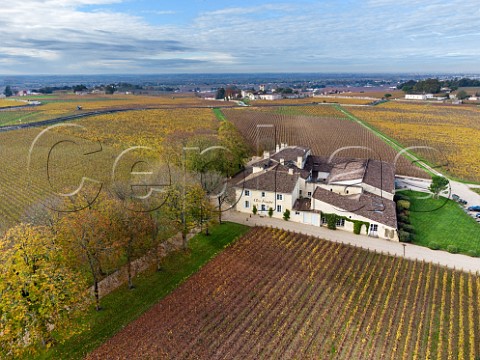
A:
[
  {"left": 0, "top": 93, "right": 230, "bottom": 127},
  {"left": 222, "top": 106, "right": 427, "bottom": 178},
  {"left": 0, "top": 99, "right": 27, "bottom": 108},
  {"left": 348, "top": 102, "right": 480, "bottom": 183},
  {"left": 88, "top": 227, "right": 480, "bottom": 359},
  {"left": 252, "top": 97, "right": 373, "bottom": 106},
  {"left": 0, "top": 107, "right": 219, "bottom": 232}
]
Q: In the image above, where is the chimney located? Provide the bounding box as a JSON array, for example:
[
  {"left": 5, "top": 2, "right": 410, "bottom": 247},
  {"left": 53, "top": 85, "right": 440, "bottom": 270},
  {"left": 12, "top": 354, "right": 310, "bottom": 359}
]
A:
[
  {"left": 297, "top": 156, "right": 303, "bottom": 168},
  {"left": 263, "top": 151, "right": 270, "bottom": 159},
  {"left": 288, "top": 168, "right": 294, "bottom": 175},
  {"left": 280, "top": 158, "right": 285, "bottom": 165},
  {"left": 276, "top": 144, "right": 280, "bottom": 152}
]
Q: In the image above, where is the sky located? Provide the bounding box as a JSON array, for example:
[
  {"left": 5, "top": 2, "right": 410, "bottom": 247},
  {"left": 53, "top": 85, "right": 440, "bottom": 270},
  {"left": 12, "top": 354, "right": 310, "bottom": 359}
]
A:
[{"left": 0, "top": 0, "right": 479, "bottom": 75}]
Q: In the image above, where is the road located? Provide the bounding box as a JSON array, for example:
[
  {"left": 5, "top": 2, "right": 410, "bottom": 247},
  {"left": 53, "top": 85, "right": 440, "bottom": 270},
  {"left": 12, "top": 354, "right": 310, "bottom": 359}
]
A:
[{"left": 223, "top": 210, "right": 480, "bottom": 274}]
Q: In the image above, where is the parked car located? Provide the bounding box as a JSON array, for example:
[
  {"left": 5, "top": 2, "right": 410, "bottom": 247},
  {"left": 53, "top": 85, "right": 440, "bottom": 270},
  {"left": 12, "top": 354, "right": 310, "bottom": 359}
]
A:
[
  {"left": 452, "top": 194, "right": 467, "bottom": 205},
  {"left": 467, "top": 205, "right": 480, "bottom": 212},
  {"left": 476, "top": 213, "right": 480, "bottom": 218}
]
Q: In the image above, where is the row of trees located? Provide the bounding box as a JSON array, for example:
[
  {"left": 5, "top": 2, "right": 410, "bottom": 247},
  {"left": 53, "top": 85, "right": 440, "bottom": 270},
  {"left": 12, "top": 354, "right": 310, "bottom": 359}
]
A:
[
  {"left": 0, "top": 183, "right": 216, "bottom": 357},
  {"left": 398, "top": 77, "right": 480, "bottom": 94},
  {"left": 0, "top": 118, "right": 250, "bottom": 357}
]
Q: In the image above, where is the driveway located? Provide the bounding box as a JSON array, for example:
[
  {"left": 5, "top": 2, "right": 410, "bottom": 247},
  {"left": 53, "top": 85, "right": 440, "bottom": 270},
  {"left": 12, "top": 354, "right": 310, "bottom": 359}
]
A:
[{"left": 223, "top": 210, "right": 480, "bottom": 273}]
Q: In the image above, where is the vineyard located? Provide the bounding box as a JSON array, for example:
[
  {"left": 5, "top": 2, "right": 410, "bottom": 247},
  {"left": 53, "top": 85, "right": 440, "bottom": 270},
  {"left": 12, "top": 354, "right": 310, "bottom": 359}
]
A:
[
  {"left": 88, "top": 227, "right": 480, "bottom": 359},
  {"left": 0, "top": 99, "right": 26, "bottom": 108},
  {"left": 0, "top": 107, "right": 219, "bottom": 232},
  {"left": 348, "top": 102, "right": 480, "bottom": 183},
  {"left": 222, "top": 107, "right": 427, "bottom": 178},
  {"left": 252, "top": 97, "right": 372, "bottom": 106},
  {"left": 0, "top": 93, "right": 230, "bottom": 127}
]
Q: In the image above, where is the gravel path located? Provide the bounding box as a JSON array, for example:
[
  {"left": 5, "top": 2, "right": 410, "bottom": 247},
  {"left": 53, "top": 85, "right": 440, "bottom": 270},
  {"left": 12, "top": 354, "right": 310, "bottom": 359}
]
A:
[{"left": 223, "top": 210, "right": 480, "bottom": 274}]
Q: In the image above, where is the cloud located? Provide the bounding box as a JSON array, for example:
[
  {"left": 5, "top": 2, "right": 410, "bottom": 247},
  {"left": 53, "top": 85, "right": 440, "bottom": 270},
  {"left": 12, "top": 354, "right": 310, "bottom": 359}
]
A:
[{"left": 0, "top": 0, "right": 479, "bottom": 74}]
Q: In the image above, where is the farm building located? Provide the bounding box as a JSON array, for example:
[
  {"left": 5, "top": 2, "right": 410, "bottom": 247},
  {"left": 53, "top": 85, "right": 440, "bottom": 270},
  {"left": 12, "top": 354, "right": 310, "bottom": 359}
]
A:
[
  {"left": 258, "top": 93, "right": 282, "bottom": 101},
  {"left": 405, "top": 94, "right": 433, "bottom": 100},
  {"left": 233, "top": 144, "right": 398, "bottom": 241}
]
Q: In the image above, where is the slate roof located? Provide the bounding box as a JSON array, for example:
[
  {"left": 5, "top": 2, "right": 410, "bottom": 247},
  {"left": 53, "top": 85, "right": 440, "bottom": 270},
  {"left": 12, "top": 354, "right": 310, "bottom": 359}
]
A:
[{"left": 312, "top": 187, "right": 397, "bottom": 228}]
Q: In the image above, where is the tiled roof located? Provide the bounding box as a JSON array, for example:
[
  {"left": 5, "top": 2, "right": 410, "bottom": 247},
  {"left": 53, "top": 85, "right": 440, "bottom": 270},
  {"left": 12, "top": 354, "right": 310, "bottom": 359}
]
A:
[
  {"left": 326, "top": 159, "right": 367, "bottom": 183},
  {"left": 362, "top": 159, "right": 395, "bottom": 194},
  {"left": 236, "top": 169, "right": 299, "bottom": 193},
  {"left": 304, "top": 155, "right": 395, "bottom": 194},
  {"left": 271, "top": 146, "right": 309, "bottom": 163},
  {"left": 312, "top": 187, "right": 397, "bottom": 228},
  {"left": 293, "top": 198, "right": 312, "bottom": 211}
]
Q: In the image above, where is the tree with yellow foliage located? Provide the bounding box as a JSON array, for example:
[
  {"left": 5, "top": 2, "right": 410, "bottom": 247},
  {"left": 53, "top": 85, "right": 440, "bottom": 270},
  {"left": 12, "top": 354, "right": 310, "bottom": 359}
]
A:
[{"left": 0, "top": 224, "right": 89, "bottom": 358}]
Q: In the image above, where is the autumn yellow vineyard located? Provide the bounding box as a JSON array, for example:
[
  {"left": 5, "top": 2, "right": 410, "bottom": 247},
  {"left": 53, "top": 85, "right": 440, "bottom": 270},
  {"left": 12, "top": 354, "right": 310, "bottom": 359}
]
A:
[
  {"left": 0, "top": 105, "right": 221, "bottom": 232},
  {"left": 348, "top": 102, "right": 480, "bottom": 183}
]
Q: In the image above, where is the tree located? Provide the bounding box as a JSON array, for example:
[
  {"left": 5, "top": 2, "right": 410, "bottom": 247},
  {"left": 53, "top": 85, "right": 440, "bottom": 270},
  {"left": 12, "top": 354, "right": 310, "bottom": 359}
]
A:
[
  {"left": 456, "top": 90, "right": 469, "bottom": 100},
  {"left": 412, "top": 78, "right": 441, "bottom": 94},
  {"left": 163, "top": 183, "right": 204, "bottom": 250},
  {"left": 105, "top": 84, "right": 116, "bottom": 94},
  {"left": 252, "top": 204, "right": 257, "bottom": 215},
  {"left": 398, "top": 80, "right": 417, "bottom": 93},
  {"left": 215, "top": 87, "right": 225, "bottom": 100},
  {"left": 384, "top": 93, "right": 392, "bottom": 100},
  {"left": 56, "top": 195, "right": 120, "bottom": 311},
  {"left": 185, "top": 129, "right": 249, "bottom": 225},
  {"left": 73, "top": 84, "right": 87, "bottom": 93},
  {"left": 283, "top": 209, "right": 290, "bottom": 221},
  {"left": 268, "top": 207, "right": 274, "bottom": 218},
  {"left": 186, "top": 184, "right": 216, "bottom": 235},
  {"left": 113, "top": 200, "right": 156, "bottom": 289},
  {"left": 0, "top": 224, "right": 88, "bottom": 357},
  {"left": 4, "top": 85, "right": 13, "bottom": 97},
  {"left": 428, "top": 175, "right": 449, "bottom": 199}
]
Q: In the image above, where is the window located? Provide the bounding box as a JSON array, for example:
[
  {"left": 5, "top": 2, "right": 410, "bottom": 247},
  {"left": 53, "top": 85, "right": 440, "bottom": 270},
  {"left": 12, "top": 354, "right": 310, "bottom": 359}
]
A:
[
  {"left": 261, "top": 204, "right": 266, "bottom": 211},
  {"left": 369, "top": 224, "right": 378, "bottom": 233},
  {"left": 299, "top": 190, "right": 303, "bottom": 196},
  {"left": 295, "top": 211, "right": 300, "bottom": 215},
  {"left": 336, "top": 218, "right": 345, "bottom": 227},
  {"left": 276, "top": 194, "right": 283, "bottom": 200},
  {"left": 244, "top": 190, "right": 250, "bottom": 196},
  {"left": 261, "top": 191, "right": 266, "bottom": 198},
  {"left": 321, "top": 217, "right": 327, "bottom": 225},
  {"left": 307, "top": 191, "right": 312, "bottom": 197},
  {"left": 277, "top": 205, "right": 282, "bottom": 213},
  {"left": 245, "top": 200, "right": 250, "bottom": 208}
]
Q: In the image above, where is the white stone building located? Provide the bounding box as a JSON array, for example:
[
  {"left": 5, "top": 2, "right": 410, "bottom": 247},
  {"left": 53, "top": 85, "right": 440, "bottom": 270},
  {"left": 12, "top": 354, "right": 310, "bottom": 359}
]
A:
[{"left": 233, "top": 145, "right": 398, "bottom": 241}]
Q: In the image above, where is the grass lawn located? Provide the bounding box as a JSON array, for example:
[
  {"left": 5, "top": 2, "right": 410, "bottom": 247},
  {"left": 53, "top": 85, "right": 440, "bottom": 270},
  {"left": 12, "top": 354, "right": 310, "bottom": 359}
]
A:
[
  {"left": 34, "top": 222, "right": 249, "bottom": 360},
  {"left": 404, "top": 191, "right": 480, "bottom": 255},
  {"left": 471, "top": 188, "right": 480, "bottom": 195},
  {"left": 213, "top": 107, "right": 226, "bottom": 121}
]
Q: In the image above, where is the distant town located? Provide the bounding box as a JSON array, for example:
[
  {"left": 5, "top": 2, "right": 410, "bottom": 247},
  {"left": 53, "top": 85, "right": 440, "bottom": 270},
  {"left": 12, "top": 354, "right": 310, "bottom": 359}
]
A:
[{"left": 2, "top": 73, "right": 480, "bottom": 105}]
